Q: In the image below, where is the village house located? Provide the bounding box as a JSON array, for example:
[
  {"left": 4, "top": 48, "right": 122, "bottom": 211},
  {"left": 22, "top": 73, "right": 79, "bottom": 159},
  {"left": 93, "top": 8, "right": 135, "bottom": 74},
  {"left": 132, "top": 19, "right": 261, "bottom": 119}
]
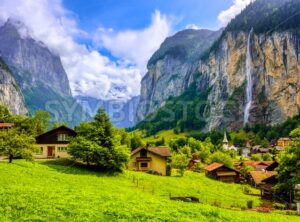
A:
[
  {"left": 260, "top": 174, "right": 278, "bottom": 198},
  {"left": 128, "top": 147, "right": 171, "bottom": 176},
  {"left": 35, "top": 126, "right": 76, "bottom": 159},
  {"left": 0, "top": 122, "right": 14, "bottom": 130},
  {"left": 235, "top": 161, "right": 277, "bottom": 171},
  {"left": 250, "top": 145, "right": 272, "bottom": 155},
  {"left": 276, "top": 137, "right": 292, "bottom": 149},
  {"left": 204, "top": 162, "right": 241, "bottom": 183},
  {"left": 248, "top": 171, "right": 278, "bottom": 188}
]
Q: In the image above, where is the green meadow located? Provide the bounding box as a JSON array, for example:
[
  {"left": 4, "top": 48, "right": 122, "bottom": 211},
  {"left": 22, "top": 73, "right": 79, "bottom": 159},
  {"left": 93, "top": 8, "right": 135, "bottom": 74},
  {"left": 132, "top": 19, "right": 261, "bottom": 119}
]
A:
[{"left": 0, "top": 160, "right": 298, "bottom": 222}]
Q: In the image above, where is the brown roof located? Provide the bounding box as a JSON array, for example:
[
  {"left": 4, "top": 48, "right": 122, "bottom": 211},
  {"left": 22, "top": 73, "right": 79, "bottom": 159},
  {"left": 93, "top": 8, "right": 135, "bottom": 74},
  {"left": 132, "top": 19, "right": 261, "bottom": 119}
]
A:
[
  {"left": 204, "top": 162, "right": 223, "bottom": 172},
  {"left": 249, "top": 171, "right": 278, "bottom": 185},
  {"left": 244, "top": 161, "right": 274, "bottom": 168},
  {"left": 131, "top": 147, "right": 171, "bottom": 157},
  {"left": 0, "top": 123, "right": 14, "bottom": 128}
]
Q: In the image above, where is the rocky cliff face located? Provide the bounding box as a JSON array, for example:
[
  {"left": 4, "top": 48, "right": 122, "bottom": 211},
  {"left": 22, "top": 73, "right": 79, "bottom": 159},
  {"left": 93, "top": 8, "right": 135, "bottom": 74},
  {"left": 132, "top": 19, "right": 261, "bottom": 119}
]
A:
[
  {"left": 0, "top": 58, "right": 27, "bottom": 115},
  {"left": 198, "top": 31, "right": 300, "bottom": 131},
  {"left": 0, "top": 20, "right": 88, "bottom": 126},
  {"left": 137, "top": 29, "right": 222, "bottom": 121},
  {"left": 0, "top": 20, "right": 71, "bottom": 96},
  {"left": 136, "top": 0, "right": 300, "bottom": 132}
]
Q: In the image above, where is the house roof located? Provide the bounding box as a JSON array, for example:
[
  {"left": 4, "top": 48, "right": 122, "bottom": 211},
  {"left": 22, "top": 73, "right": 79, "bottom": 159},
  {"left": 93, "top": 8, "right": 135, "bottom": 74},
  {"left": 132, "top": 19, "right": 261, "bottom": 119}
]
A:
[
  {"left": 36, "top": 125, "right": 76, "bottom": 140},
  {"left": 205, "top": 162, "right": 223, "bottom": 172},
  {"left": 249, "top": 171, "right": 278, "bottom": 185},
  {"left": 131, "top": 147, "right": 171, "bottom": 157},
  {"left": 205, "top": 162, "right": 240, "bottom": 174},
  {"left": 0, "top": 123, "right": 14, "bottom": 128},
  {"left": 244, "top": 161, "right": 274, "bottom": 168},
  {"left": 277, "top": 138, "right": 291, "bottom": 141}
]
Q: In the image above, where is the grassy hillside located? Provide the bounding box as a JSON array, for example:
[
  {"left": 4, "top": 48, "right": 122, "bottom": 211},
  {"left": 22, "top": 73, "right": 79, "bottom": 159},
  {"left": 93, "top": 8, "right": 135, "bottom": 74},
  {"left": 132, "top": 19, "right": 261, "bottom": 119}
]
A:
[{"left": 0, "top": 160, "right": 298, "bottom": 221}]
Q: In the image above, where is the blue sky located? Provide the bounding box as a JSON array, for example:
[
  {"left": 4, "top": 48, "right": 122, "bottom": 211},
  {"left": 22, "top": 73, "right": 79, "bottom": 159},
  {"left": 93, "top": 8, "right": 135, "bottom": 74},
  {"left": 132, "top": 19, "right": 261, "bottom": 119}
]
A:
[
  {"left": 63, "top": 0, "right": 233, "bottom": 32},
  {"left": 0, "top": 0, "right": 251, "bottom": 100}
]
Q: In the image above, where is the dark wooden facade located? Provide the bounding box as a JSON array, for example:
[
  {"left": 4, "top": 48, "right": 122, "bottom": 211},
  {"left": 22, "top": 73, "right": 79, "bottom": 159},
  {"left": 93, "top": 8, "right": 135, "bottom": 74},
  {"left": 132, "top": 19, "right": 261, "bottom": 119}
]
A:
[
  {"left": 36, "top": 126, "right": 76, "bottom": 145},
  {"left": 205, "top": 163, "right": 241, "bottom": 183}
]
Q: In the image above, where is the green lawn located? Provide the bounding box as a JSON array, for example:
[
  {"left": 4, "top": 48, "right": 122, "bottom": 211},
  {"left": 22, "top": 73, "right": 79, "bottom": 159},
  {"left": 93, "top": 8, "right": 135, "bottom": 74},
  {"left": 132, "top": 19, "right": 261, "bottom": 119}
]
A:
[{"left": 0, "top": 160, "right": 298, "bottom": 222}]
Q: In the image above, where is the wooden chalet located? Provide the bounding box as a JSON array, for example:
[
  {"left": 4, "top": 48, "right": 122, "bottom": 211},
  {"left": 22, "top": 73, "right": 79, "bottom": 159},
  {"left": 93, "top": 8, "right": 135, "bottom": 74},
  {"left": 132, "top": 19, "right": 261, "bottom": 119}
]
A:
[
  {"left": 260, "top": 174, "right": 278, "bottom": 198},
  {"left": 128, "top": 147, "right": 171, "bottom": 176},
  {"left": 250, "top": 145, "right": 272, "bottom": 155},
  {"left": 35, "top": 126, "right": 76, "bottom": 159},
  {"left": 235, "top": 161, "right": 276, "bottom": 171},
  {"left": 276, "top": 138, "right": 292, "bottom": 148},
  {"left": 204, "top": 162, "right": 241, "bottom": 183},
  {"left": 0, "top": 122, "right": 14, "bottom": 129},
  {"left": 248, "top": 171, "right": 278, "bottom": 188}
]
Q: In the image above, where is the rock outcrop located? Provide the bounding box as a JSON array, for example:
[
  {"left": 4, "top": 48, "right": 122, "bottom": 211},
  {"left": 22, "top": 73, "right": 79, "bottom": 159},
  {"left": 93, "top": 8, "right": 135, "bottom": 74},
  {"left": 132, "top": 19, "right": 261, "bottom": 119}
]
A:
[
  {"left": 137, "top": 29, "right": 222, "bottom": 121},
  {"left": 136, "top": 0, "right": 300, "bottom": 132},
  {"left": 0, "top": 58, "right": 27, "bottom": 115},
  {"left": 197, "top": 31, "right": 300, "bottom": 131}
]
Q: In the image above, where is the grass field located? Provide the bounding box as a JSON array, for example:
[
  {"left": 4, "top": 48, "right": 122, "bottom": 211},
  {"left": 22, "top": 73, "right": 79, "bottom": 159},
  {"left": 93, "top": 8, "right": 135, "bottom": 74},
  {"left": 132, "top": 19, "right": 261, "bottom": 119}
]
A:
[
  {"left": 142, "top": 130, "right": 186, "bottom": 144},
  {"left": 0, "top": 160, "right": 299, "bottom": 222}
]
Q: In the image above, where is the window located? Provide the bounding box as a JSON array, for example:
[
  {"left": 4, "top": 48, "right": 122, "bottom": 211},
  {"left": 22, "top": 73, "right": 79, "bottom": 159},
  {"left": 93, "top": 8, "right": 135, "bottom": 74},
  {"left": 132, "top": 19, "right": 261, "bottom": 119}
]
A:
[
  {"left": 57, "top": 134, "right": 68, "bottom": 141},
  {"left": 58, "top": 147, "right": 68, "bottom": 152},
  {"left": 140, "top": 149, "right": 147, "bottom": 157},
  {"left": 36, "top": 147, "right": 43, "bottom": 155},
  {"left": 141, "top": 162, "right": 148, "bottom": 168}
]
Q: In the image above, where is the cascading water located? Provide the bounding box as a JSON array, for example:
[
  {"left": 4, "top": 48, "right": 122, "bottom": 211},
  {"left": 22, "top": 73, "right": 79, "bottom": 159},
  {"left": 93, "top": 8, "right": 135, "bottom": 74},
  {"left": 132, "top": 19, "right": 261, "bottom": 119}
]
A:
[{"left": 244, "top": 28, "right": 254, "bottom": 125}]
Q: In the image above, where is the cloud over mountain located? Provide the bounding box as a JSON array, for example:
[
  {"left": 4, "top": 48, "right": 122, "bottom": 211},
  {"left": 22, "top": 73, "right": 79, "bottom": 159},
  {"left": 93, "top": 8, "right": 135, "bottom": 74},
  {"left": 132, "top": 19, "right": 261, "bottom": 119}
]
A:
[
  {"left": 0, "top": 0, "right": 171, "bottom": 100},
  {"left": 218, "top": 0, "right": 253, "bottom": 27}
]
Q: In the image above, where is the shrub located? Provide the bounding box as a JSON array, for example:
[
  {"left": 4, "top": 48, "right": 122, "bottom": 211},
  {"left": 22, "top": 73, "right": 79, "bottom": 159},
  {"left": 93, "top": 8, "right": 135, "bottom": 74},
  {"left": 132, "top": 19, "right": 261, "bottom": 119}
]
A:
[
  {"left": 242, "top": 186, "right": 252, "bottom": 195},
  {"left": 247, "top": 200, "right": 253, "bottom": 209},
  {"left": 273, "top": 203, "right": 286, "bottom": 210}
]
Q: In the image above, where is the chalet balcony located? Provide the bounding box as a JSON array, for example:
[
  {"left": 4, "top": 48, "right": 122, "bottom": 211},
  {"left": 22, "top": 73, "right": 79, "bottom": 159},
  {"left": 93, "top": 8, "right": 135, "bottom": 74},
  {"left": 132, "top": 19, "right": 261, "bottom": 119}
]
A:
[{"left": 136, "top": 157, "right": 152, "bottom": 162}]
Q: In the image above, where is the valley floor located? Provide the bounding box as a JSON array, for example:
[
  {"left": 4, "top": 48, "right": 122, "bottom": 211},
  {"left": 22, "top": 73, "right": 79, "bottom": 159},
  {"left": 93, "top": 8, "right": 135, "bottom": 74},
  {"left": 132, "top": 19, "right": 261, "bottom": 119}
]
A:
[{"left": 0, "top": 160, "right": 298, "bottom": 222}]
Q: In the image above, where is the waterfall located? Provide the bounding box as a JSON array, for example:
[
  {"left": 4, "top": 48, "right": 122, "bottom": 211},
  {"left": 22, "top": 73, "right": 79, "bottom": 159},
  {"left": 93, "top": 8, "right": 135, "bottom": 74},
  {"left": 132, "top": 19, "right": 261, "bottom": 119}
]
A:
[{"left": 244, "top": 28, "right": 254, "bottom": 125}]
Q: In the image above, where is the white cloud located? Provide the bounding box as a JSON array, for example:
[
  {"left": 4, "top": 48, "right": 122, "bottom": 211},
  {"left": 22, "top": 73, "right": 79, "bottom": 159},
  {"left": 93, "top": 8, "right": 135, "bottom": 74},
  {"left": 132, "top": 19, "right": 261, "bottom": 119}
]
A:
[
  {"left": 93, "top": 10, "right": 171, "bottom": 73},
  {"left": 0, "top": 0, "right": 171, "bottom": 100},
  {"left": 218, "top": 0, "right": 253, "bottom": 27},
  {"left": 185, "top": 24, "right": 201, "bottom": 30}
]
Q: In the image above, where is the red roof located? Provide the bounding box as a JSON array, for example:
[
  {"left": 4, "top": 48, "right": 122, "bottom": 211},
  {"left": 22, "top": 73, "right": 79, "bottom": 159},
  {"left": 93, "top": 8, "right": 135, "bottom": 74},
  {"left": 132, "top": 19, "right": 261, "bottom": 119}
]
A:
[
  {"left": 204, "top": 162, "right": 223, "bottom": 172},
  {"left": 0, "top": 123, "right": 14, "bottom": 128},
  {"left": 131, "top": 147, "right": 171, "bottom": 157}
]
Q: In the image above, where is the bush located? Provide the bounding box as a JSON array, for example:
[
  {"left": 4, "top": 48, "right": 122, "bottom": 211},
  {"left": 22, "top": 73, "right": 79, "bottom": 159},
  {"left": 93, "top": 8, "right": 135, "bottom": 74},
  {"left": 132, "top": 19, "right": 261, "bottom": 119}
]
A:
[
  {"left": 192, "top": 162, "right": 204, "bottom": 173},
  {"left": 247, "top": 200, "right": 253, "bottom": 209},
  {"left": 273, "top": 203, "right": 286, "bottom": 210}
]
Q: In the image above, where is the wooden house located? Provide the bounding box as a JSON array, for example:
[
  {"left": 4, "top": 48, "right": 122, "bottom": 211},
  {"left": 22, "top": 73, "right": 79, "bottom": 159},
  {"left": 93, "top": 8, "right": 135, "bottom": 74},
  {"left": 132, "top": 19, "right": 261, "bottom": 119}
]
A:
[
  {"left": 276, "top": 138, "right": 292, "bottom": 149},
  {"left": 204, "top": 162, "right": 241, "bottom": 183},
  {"left": 250, "top": 145, "right": 272, "bottom": 155},
  {"left": 0, "top": 122, "right": 14, "bottom": 129},
  {"left": 35, "top": 126, "right": 76, "bottom": 159},
  {"left": 248, "top": 171, "right": 278, "bottom": 188},
  {"left": 235, "top": 161, "right": 276, "bottom": 171},
  {"left": 260, "top": 174, "right": 278, "bottom": 198},
  {"left": 128, "top": 147, "right": 171, "bottom": 176}
]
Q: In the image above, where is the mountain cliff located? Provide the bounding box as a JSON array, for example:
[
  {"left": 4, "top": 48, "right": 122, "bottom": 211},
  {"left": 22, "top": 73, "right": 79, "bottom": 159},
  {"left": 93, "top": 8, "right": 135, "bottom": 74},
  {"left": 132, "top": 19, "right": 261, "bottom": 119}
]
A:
[
  {"left": 136, "top": 0, "right": 300, "bottom": 134},
  {"left": 0, "top": 20, "right": 88, "bottom": 126},
  {"left": 0, "top": 57, "right": 27, "bottom": 115},
  {"left": 136, "top": 29, "right": 222, "bottom": 121}
]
